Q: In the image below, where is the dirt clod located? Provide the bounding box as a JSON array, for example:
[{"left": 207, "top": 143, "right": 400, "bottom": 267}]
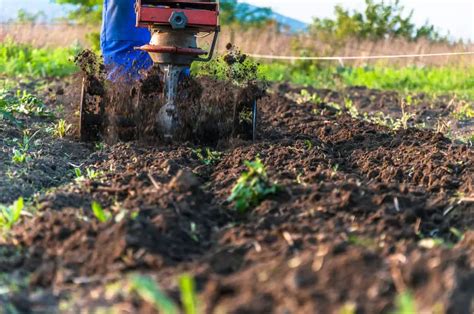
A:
[{"left": 169, "top": 170, "right": 201, "bottom": 192}]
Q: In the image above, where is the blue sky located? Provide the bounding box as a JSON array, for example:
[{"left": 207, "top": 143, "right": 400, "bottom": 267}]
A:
[{"left": 1, "top": 0, "right": 473, "bottom": 41}]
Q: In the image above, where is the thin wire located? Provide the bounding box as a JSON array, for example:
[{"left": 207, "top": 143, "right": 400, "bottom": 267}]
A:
[
  {"left": 245, "top": 51, "right": 474, "bottom": 61},
  {"left": 196, "top": 32, "right": 212, "bottom": 38}
]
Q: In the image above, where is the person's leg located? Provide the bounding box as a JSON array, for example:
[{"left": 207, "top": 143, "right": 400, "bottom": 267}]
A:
[{"left": 101, "top": 0, "right": 152, "bottom": 79}]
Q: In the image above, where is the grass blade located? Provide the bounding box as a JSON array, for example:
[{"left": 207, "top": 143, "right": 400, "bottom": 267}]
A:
[
  {"left": 179, "top": 274, "right": 198, "bottom": 314},
  {"left": 129, "top": 275, "right": 178, "bottom": 314}
]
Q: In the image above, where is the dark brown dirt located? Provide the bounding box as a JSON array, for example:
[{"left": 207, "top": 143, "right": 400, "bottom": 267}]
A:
[
  {"left": 282, "top": 83, "right": 474, "bottom": 139},
  {"left": 1, "top": 77, "right": 473, "bottom": 313},
  {"left": 77, "top": 51, "right": 263, "bottom": 145}
]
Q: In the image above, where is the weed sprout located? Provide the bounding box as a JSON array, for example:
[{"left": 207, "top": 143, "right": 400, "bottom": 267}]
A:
[
  {"left": 228, "top": 158, "right": 279, "bottom": 213},
  {"left": 0, "top": 197, "right": 24, "bottom": 230}
]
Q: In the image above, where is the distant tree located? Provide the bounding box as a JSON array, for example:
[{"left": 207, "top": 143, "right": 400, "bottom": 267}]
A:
[
  {"left": 220, "top": 0, "right": 274, "bottom": 28},
  {"left": 54, "top": 0, "right": 102, "bottom": 25},
  {"left": 14, "top": 9, "right": 47, "bottom": 24},
  {"left": 310, "top": 0, "right": 445, "bottom": 42}
]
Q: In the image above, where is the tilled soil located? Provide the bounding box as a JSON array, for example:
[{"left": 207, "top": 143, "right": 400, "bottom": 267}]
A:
[{"left": 0, "top": 81, "right": 473, "bottom": 313}]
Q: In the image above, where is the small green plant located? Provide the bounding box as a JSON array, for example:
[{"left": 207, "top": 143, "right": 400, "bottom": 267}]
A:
[
  {"left": 75, "top": 167, "right": 103, "bottom": 181},
  {"left": 10, "top": 130, "right": 39, "bottom": 165},
  {"left": 129, "top": 275, "right": 178, "bottom": 314},
  {"left": 395, "top": 100, "right": 415, "bottom": 130},
  {"left": 344, "top": 97, "right": 359, "bottom": 118},
  {"left": 91, "top": 201, "right": 111, "bottom": 223},
  {"left": 452, "top": 101, "right": 474, "bottom": 121},
  {"left": 95, "top": 142, "right": 106, "bottom": 151},
  {"left": 227, "top": 158, "right": 279, "bottom": 213},
  {"left": 11, "top": 149, "right": 28, "bottom": 164},
  {"left": 348, "top": 234, "right": 377, "bottom": 249},
  {"left": 327, "top": 102, "right": 342, "bottom": 113},
  {"left": 86, "top": 168, "right": 102, "bottom": 180},
  {"left": 52, "top": 119, "right": 72, "bottom": 138},
  {"left": 296, "top": 89, "right": 322, "bottom": 105},
  {"left": 392, "top": 291, "right": 417, "bottom": 314},
  {"left": 179, "top": 274, "right": 198, "bottom": 314},
  {"left": 192, "top": 46, "right": 261, "bottom": 86},
  {"left": 339, "top": 303, "right": 357, "bottom": 314},
  {"left": 0, "top": 197, "right": 24, "bottom": 230},
  {"left": 1, "top": 89, "right": 52, "bottom": 118},
  {"left": 450, "top": 227, "right": 464, "bottom": 241},
  {"left": 74, "top": 167, "right": 82, "bottom": 178},
  {"left": 331, "top": 164, "right": 340, "bottom": 177},
  {"left": 15, "top": 90, "right": 53, "bottom": 117},
  {"left": 193, "top": 148, "right": 222, "bottom": 166}
]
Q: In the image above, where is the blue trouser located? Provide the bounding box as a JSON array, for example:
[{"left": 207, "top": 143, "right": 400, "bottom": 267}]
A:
[
  {"left": 101, "top": 0, "right": 153, "bottom": 79},
  {"left": 101, "top": 0, "right": 191, "bottom": 79}
]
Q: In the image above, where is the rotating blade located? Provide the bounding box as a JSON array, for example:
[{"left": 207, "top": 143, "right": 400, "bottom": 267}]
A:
[{"left": 157, "top": 64, "right": 185, "bottom": 140}]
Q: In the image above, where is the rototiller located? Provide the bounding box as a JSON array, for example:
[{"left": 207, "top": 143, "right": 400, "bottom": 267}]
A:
[{"left": 79, "top": 0, "right": 258, "bottom": 142}]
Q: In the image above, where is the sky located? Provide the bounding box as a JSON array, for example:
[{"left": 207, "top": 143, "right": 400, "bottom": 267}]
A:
[{"left": 1, "top": 0, "right": 473, "bottom": 41}]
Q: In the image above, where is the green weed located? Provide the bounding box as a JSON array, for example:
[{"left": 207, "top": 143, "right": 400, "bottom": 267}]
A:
[
  {"left": 304, "top": 140, "right": 313, "bottom": 150},
  {"left": 86, "top": 168, "right": 102, "bottom": 180},
  {"left": 95, "top": 142, "right": 106, "bottom": 151},
  {"left": 11, "top": 149, "right": 28, "bottom": 164},
  {"left": 296, "top": 89, "right": 322, "bottom": 104},
  {"left": 51, "top": 119, "right": 72, "bottom": 138},
  {"left": 192, "top": 47, "right": 261, "bottom": 86},
  {"left": 344, "top": 97, "right": 359, "bottom": 118},
  {"left": 10, "top": 130, "right": 39, "bottom": 165},
  {"left": 75, "top": 167, "right": 103, "bottom": 181},
  {"left": 0, "top": 197, "right": 24, "bottom": 230},
  {"left": 0, "top": 89, "right": 52, "bottom": 119},
  {"left": 179, "top": 274, "right": 198, "bottom": 314},
  {"left": 392, "top": 291, "right": 416, "bottom": 314},
  {"left": 193, "top": 148, "right": 222, "bottom": 166},
  {"left": 339, "top": 303, "right": 357, "bottom": 314},
  {"left": 91, "top": 201, "right": 111, "bottom": 223},
  {"left": 74, "top": 167, "right": 82, "bottom": 178},
  {"left": 228, "top": 158, "right": 279, "bottom": 213},
  {"left": 129, "top": 275, "right": 178, "bottom": 314},
  {"left": 452, "top": 101, "right": 474, "bottom": 121},
  {"left": 397, "top": 100, "right": 415, "bottom": 130},
  {"left": 348, "top": 234, "right": 377, "bottom": 249}
]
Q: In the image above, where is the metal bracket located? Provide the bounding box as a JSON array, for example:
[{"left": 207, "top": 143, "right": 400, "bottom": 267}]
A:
[
  {"left": 195, "top": 26, "right": 220, "bottom": 62},
  {"left": 252, "top": 99, "right": 258, "bottom": 142}
]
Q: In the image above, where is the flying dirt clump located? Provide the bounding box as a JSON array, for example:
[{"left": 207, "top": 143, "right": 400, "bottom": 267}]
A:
[
  {"left": 76, "top": 47, "right": 265, "bottom": 145},
  {"left": 75, "top": 50, "right": 107, "bottom": 141}
]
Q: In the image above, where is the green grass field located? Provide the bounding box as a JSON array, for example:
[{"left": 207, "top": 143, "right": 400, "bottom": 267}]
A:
[
  {"left": 0, "top": 40, "right": 79, "bottom": 78},
  {"left": 2, "top": 40, "right": 473, "bottom": 102},
  {"left": 258, "top": 62, "right": 474, "bottom": 100}
]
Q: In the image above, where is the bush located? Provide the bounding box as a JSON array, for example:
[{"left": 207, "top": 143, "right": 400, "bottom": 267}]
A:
[
  {"left": 311, "top": 0, "right": 445, "bottom": 42},
  {"left": 54, "top": 0, "right": 102, "bottom": 25}
]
